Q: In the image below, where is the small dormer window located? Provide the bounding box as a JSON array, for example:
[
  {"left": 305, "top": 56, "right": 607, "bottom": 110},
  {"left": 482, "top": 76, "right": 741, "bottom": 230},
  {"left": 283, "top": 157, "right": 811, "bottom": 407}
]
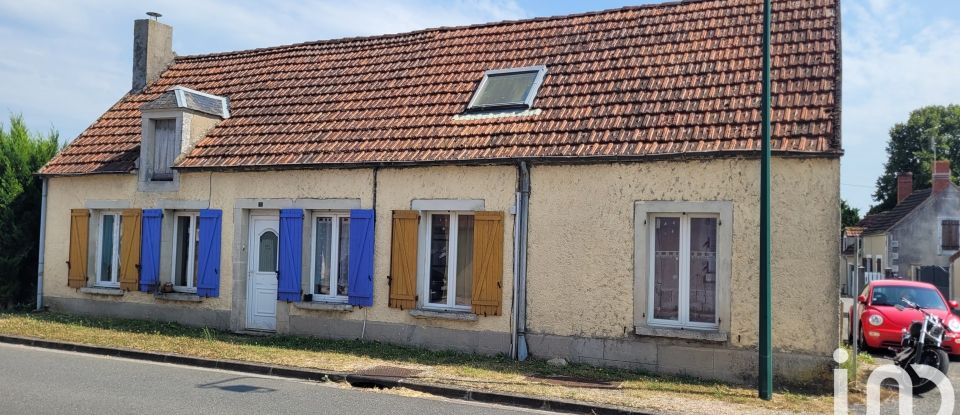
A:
[
  {"left": 466, "top": 65, "right": 547, "bottom": 112},
  {"left": 138, "top": 85, "right": 229, "bottom": 192},
  {"left": 152, "top": 118, "right": 178, "bottom": 181}
]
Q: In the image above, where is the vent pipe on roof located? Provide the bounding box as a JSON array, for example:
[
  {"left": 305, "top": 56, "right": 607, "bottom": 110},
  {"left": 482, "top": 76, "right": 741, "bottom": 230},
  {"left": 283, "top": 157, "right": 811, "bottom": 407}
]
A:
[
  {"left": 896, "top": 172, "right": 913, "bottom": 204},
  {"left": 132, "top": 15, "right": 174, "bottom": 92}
]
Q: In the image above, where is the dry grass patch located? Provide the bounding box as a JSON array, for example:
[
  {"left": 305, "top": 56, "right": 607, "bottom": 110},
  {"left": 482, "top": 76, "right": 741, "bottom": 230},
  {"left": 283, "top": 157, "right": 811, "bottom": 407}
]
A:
[{"left": 0, "top": 312, "right": 833, "bottom": 414}]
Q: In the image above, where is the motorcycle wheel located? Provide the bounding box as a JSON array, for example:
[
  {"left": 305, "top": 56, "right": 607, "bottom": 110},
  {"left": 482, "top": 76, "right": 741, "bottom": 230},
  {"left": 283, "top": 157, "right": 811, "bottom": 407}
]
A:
[{"left": 906, "top": 348, "right": 949, "bottom": 395}]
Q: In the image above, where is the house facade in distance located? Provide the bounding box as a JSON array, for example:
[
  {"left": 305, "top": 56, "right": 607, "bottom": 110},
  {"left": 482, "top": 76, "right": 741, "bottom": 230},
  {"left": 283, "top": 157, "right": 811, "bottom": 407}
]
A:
[
  {"left": 38, "top": 0, "right": 841, "bottom": 386},
  {"left": 846, "top": 161, "right": 960, "bottom": 299}
]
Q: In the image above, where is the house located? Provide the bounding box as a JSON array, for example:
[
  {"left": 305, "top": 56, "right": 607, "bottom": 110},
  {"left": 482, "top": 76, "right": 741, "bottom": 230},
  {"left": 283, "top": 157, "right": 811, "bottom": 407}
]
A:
[
  {"left": 845, "top": 161, "right": 960, "bottom": 299},
  {"left": 37, "top": 0, "right": 841, "bottom": 385}
]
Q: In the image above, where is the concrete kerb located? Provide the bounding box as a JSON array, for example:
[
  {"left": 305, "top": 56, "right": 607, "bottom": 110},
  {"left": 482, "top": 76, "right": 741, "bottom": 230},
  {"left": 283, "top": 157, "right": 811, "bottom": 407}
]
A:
[{"left": 0, "top": 334, "right": 654, "bottom": 415}]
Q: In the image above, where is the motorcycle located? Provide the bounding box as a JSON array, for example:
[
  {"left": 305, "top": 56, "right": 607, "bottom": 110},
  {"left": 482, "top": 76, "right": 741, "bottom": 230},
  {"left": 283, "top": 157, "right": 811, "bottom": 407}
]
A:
[{"left": 894, "top": 297, "right": 951, "bottom": 394}]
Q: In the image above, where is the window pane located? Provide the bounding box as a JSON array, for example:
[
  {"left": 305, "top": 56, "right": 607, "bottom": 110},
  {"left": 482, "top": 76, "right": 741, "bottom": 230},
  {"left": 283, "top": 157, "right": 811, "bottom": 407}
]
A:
[
  {"left": 455, "top": 215, "right": 474, "bottom": 306},
  {"left": 472, "top": 71, "right": 539, "bottom": 107},
  {"left": 653, "top": 217, "right": 680, "bottom": 321},
  {"left": 258, "top": 231, "right": 278, "bottom": 273},
  {"left": 174, "top": 216, "right": 191, "bottom": 286},
  {"left": 337, "top": 217, "right": 350, "bottom": 296},
  {"left": 428, "top": 214, "right": 450, "bottom": 304},
  {"left": 314, "top": 218, "right": 332, "bottom": 295},
  {"left": 100, "top": 215, "right": 115, "bottom": 282},
  {"left": 689, "top": 217, "right": 717, "bottom": 324}
]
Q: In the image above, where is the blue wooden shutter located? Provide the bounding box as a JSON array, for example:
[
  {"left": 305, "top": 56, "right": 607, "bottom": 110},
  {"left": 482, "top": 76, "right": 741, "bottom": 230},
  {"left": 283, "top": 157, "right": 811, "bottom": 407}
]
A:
[
  {"left": 278, "top": 209, "right": 303, "bottom": 302},
  {"left": 139, "top": 209, "right": 163, "bottom": 292},
  {"left": 347, "top": 209, "right": 375, "bottom": 307},
  {"left": 196, "top": 209, "right": 222, "bottom": 297}
]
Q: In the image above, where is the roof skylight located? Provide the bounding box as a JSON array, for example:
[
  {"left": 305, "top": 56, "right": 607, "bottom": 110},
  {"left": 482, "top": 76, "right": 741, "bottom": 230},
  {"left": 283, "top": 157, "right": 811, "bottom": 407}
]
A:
[{"left": 466, "top": 65, "right": 547, "bottom": 111}]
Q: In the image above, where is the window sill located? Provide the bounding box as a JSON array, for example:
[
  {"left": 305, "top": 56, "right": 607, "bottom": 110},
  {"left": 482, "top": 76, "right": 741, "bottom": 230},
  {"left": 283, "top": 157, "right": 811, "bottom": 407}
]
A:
[
  {"left": 409, "top": 309, "right": 477, "bottom": 322},
  {"left": 635, "top": 326, "right": 728, "bottom": 343},
  {"left": 293, "top": 302, "right": 353, "bottom": 312},
  {"left": 79, "top": 287, "right": 124, "bottom": 296},
  {"left": 155, "top": 292, "right": 202, "bottom": 302}
]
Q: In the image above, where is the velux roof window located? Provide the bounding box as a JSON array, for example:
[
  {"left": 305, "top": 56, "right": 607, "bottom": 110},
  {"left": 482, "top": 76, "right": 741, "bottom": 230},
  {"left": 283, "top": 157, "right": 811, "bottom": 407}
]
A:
[{"left": 466, "top": 65, "right": 547, "bottom": 111}]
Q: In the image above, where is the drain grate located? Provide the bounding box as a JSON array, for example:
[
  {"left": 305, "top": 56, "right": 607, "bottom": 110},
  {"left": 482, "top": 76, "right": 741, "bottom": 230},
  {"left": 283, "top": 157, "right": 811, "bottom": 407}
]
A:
[
  {"left": 355, "top": 365, "right": 423, "bottom": 379},
  {"left": 526, "top": 374, "right": 621, "bottom": 390}
]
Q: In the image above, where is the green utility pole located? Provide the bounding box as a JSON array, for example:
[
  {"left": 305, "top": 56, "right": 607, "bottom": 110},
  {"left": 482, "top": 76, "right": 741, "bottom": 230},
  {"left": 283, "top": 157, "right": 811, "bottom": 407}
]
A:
[{"left": 758, "top": 0, "right": 774, "bottom": 401}]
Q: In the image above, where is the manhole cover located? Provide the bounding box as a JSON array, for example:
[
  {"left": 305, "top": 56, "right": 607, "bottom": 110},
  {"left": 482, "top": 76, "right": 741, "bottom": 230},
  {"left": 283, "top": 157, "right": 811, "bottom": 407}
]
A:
[
  {"left": 355, "top": 365, "right": 423, "bottom": 379},
  {"left": 526, "top": 375, "right": 621, "bottom": 389}
]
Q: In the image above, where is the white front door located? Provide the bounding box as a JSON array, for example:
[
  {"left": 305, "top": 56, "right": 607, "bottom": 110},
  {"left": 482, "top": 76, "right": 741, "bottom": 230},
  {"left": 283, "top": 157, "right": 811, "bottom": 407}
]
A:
[{"left": 246, "top": 215, "right": 279, "bottom": 331}]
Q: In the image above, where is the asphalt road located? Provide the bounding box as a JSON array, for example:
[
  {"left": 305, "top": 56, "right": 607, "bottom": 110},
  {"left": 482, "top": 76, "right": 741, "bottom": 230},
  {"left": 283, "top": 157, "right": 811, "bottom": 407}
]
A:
[{"left": 0, "top": 343, "right": 550, "bottom": 415}]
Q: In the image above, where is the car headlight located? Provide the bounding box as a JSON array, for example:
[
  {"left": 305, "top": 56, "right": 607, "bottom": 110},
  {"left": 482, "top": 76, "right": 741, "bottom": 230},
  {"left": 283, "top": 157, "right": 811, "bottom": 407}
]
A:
[
  {"left": 868, "top": 315, "right": 884, "bottom": 326},
  {"left": 948, "top": 319, "right": 960, "bottom": 332}
]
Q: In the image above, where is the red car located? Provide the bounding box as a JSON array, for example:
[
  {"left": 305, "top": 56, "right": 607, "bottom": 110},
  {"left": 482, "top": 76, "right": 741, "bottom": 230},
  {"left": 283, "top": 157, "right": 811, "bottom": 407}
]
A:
[{"left": 850, "top": 279, "right": 960, "bottom": 355}]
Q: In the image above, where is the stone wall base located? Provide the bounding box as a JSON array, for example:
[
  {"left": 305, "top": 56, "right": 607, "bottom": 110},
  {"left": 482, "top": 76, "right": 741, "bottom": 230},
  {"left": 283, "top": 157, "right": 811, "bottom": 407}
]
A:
[
  {"left": 45, "top": 296, "right": 231, "bottom": 330},
  {"left": 526, "top": 332, "right": 832, "bottom": 390}
]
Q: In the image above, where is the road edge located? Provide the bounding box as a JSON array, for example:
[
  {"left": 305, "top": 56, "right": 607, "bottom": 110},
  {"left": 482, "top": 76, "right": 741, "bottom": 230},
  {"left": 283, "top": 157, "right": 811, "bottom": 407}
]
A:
[{"left": 0, "top": 334, "right": 654, "bottom": 415}]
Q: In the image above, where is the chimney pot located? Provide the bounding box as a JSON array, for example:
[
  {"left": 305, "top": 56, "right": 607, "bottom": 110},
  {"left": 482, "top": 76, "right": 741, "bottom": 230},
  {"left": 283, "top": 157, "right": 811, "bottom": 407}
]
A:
[
  {"left": 933, "top": 160, "right": 952, "bottom": 193},
  {"left": 132, "top": 18, "right": 174, "bottom": 92},
  {"left": 897, "top": 172, "right": 913, "bottom": 204}
]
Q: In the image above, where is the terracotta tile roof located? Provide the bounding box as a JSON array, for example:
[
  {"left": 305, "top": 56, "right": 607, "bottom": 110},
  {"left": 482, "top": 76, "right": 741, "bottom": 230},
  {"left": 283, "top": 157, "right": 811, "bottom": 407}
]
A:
[{"left": 40, "top": 0, "right": 841, "bottom": 176}]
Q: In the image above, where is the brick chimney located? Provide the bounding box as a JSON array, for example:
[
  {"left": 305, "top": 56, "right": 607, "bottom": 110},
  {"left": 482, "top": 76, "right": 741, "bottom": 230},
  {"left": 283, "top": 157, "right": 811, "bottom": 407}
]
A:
[
  {"left": 132, "top": 17, "right": 174, "bottom": 92},
  {"left": 933, "top": 160, "right": 952, "bottom": 193},
  {"left": 897, "top": 172, "right": 913, "bottom": 204}
]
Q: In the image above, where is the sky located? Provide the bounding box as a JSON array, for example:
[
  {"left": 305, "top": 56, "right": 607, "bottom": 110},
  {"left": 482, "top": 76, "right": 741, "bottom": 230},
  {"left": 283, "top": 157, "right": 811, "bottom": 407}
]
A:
[{"left": 1, "top": 0, "right": 959, "bottom": 213}]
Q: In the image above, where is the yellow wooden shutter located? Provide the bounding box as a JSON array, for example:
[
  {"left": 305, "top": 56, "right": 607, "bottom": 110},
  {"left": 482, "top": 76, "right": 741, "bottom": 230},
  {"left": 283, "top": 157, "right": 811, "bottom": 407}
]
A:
[
  {"left": 118, "top": 209, "right": 142, "bottom": 291},
  {"left": 389, "top": 210, "right": 419, "bottom": 309},
  {"left": 67, "top": 209, "right": 90, "bottom": 288},
  {"left": 471, "top": 211, "right": 504, "bottom": 316}
]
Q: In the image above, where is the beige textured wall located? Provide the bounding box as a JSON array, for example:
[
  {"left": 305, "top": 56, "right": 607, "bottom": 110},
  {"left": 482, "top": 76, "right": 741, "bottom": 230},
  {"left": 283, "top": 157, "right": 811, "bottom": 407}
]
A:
[
  {"left": 45, "top": 169, "right": 372, "bottom": 311},
  {"left": 329, "top": 165, "right": 516, "bottom": 333},
  {"left": 525, "top": 158, "right": 840, "bottom": 354},
  {"left": 45, "top": 165, "right": 515, "bottom": 333}
]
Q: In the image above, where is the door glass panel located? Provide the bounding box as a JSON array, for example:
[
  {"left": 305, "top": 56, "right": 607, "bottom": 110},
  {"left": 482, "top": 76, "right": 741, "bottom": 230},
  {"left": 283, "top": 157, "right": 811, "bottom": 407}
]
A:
[
  {"left": 258, "top": 231, "right": 278, "bottom": 273},
  {"left": 653, "top": 217, "right": 680, "bottom": 321},
  {"left": 100, "top": 215, "right": 115, "bottom": 282},
  {"left": 174, "top": 216, "right": 191, "bottom": 286},
  {"left": 455, "top": 215, "right": 474, "bottom": 306},
  {"left": 337, "top": 217, "right": 350, "bottom": 296},
  {"left": 689, "top": 217, "right": 717, "bottom": 323},
  {"left": 314, "top": 218, "right": 332, "bottom": 295},
  {"left": 428, "top": 214, "right": 450, "bottom": 304}
]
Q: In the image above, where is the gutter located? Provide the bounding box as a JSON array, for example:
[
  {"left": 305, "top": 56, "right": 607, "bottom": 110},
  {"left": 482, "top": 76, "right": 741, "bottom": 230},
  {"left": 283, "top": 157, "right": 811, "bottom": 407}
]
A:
[
  {"left": 513, "top": 161, "right": 531, "bottom": 360},
  {"left": 35, "top": 177, "right": 49, "bottom": 310}
]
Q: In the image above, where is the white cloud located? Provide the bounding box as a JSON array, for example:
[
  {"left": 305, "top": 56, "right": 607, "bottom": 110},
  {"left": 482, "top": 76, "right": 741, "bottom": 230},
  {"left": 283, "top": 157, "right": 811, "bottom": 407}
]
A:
[
  {"left": 841, "top": 0, "right": 960, "bottom": 213},
  {"left": 0, "top": 0, "right": 526, "bottom": 143}
]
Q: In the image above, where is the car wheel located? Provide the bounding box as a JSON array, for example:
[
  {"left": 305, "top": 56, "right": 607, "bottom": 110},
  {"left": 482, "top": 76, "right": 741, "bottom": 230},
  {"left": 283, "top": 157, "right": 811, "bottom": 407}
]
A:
[{"left": 857, "top": 326, "right": 871, "bottom": 352}]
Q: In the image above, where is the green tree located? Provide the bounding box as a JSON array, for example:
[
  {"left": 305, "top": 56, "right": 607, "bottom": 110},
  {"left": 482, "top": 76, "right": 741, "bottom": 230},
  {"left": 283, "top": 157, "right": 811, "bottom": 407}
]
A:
[
  {"left": 841, "top": 199, "right": 860, "bottom": 228},
  {"left": 0, "top": 115, "right": 59, "bottom": 307},
  {"left": 871, "top": 105, "right": 960, "bottom": 214}
]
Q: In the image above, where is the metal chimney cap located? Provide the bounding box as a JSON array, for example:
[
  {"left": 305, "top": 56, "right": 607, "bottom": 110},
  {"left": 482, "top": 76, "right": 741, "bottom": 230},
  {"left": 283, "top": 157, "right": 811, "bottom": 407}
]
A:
[{"left": 146, "top": 12, "right": 162, "bottom": 20}]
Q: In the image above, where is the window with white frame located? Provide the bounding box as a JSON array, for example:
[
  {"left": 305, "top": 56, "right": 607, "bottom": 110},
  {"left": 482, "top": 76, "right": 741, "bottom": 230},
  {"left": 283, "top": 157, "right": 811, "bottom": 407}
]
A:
[
  {"left": 172, "top": 212, "right": 199, "bottom": 291},
  {"left": 96, "top": 212, "right": 122, "bottom": 287},
  {"left": 420, "top": 211, "right": 474, "bottom": 310},
  {"left": 648, "top": 213, "right": 719, "bottom": 329},
  {"left": 310, "top": 212, "right": 350, "bottom": 301}
]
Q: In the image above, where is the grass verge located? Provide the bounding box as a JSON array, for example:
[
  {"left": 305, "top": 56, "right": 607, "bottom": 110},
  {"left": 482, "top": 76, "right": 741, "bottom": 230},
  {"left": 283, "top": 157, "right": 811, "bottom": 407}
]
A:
[{"left": 0, "top": 312, "right": 833, "bottom": 414}]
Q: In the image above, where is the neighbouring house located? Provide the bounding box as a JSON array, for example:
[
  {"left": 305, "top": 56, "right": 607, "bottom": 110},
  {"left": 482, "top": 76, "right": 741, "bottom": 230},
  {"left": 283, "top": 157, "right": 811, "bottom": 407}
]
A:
[
  {"left": 845, "top": 161, "right": 960, "bottom": 299},
  {"left": 37, "top": 0, "right": 841, "bottom": 386}
]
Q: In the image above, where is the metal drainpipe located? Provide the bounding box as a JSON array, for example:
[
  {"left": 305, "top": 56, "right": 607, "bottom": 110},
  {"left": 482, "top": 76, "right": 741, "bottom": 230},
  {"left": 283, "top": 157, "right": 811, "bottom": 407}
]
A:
[
  {"left": 35, "top": 177, "right": 49, "bottom": 311},
  {"left": 515, "top": 161, "right": 531, "bottom": 361}
]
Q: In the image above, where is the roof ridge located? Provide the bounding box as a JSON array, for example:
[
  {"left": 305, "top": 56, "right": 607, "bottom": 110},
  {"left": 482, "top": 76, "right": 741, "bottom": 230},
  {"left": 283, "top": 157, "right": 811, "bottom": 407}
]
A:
[{"left": 174, "top": 0, "right": 717, "bottom": 61}]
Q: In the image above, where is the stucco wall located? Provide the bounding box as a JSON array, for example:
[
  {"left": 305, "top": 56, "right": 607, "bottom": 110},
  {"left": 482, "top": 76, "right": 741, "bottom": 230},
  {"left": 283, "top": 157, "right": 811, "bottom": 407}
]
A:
[
  {"left": 44, "top": 165, "right": 515, "bottom": 336},
  {"left": 525, "top": 157, "right": 840, "bottom": 355},
  {"left": 889, "top": 186, "right": 960, "bottom": 277}
]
